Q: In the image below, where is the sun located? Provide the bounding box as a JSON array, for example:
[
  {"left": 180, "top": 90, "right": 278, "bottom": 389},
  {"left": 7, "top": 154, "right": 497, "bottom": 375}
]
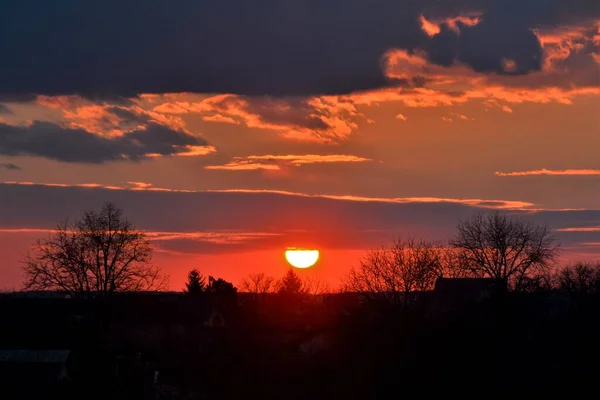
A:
[{"left": 285, "top": 248, "right": 319, "bottom": 269}]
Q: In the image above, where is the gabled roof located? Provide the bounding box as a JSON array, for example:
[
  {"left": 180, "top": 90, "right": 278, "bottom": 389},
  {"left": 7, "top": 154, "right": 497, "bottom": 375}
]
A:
[{"left": 0, "top": 350, "right": 71, "bottom": 363}]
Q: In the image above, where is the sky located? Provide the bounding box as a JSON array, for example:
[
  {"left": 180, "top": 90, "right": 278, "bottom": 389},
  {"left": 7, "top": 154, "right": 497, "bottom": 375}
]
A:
[{"left": 0, "top": 0, "right": 599, "bottom": 290}]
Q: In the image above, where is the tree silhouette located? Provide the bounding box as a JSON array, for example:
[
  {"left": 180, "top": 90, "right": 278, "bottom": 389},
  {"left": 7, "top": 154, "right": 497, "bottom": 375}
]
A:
[
  {"left": 450, "top": 212, "right": 558, "bottom": 291},
  {"left": 22, "top": 203, "right": 166, "bottom": 298},
  {"left": 277, "top": 269, "right": 305, "bottom": 295},
  {"left": 184, "top": 269, "right": 206, "bottom": 294},
  {"left": 556, "top": 262, "right": 600, "bottom": 295},
  {"left": 240, "top": 272, "right": 275, "bottom": 294},
  {"left": 207, "top": 276, "right": 237, "bottom": 297},
  {"left": 343, "top": 237, "right": 442, "bottom": 306}
]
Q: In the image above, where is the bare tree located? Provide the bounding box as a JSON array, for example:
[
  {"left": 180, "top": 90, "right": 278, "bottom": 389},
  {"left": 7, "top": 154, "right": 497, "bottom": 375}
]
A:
[
  {"left": 439, "top": 247, "right": 474, "bottom": 278},
  {"left": 302, "top": 276, "right": 330, "bottom": 295},
  {"left": 555, "top": 262, "right": 600, "bottom": 295},
  {"left": 450, "top": 212, "right": 558, "bottom": 291},
  {"left": 343, "top": 238, "right": 443, "bottom": 307},
  {"left": 240, "top": 272, "right": 275, "bottom": 294},
  {"left": 22, "top": 203, "right": 167, "bottom": 298}
]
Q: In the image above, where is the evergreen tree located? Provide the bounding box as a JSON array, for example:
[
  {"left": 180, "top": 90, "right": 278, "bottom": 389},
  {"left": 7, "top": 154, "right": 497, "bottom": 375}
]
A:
[
  {"left": 184, "top": 269, "right": 206, "bottom": 294},
  {"left": 277, "top": 269, "right": 305, "bottom": 295}
]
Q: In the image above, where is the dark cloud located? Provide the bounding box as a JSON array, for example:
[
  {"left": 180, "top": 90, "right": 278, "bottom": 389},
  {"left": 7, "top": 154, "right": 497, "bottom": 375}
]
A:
[
  {"left": 0, "top": 162, "right": 20, "bottom": 170},
  {"left": 0, "top": 121, "right": 208, "bottom": 163},
  {"left": 459, "top": 19, "right": 543, "bottom": 74},
  {"left": 0, "top": 0, "right": 597, "bottom": 97}
]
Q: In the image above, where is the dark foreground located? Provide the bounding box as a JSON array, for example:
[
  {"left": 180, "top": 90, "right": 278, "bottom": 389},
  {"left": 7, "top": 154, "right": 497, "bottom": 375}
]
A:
[{"left": 1, "top": 286, "right": 599, "bottom": 399}]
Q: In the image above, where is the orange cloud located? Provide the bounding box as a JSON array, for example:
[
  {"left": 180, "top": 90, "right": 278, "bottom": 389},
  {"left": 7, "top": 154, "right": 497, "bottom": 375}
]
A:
[
  {"left": 419, "top": 14, "right": 481, "bottom": 37},
  {"left": 36, "top": 95, "right": 190, "bottom": 138},
  {"left": 534, "top": 22, "right": 600, "bottom": 71},
  {"left": 395, "top": 113, "right": 407, "bottom": 121},
  {"left": 205, "top": 154, "right": 371, "bottom": 171},
  {"left": 205, "top": 162, "right": 281, "bottom": 171},
  {"left": 245, "top": 154, "right": 370, "bottom": 165},
  {"left": 420, "top": 15, "right": 441, "bottom": 37},
  {"left": 202, "top": 114, "right": 240, "bottom": 124},
  {"left": 177, "top": 145, "right": 217, "bottom": 157},
  {"left": 496, "top": 169, "right": 600, "bottom": 177},
  {"left": 152, "top": 94, "right": 361, "bottom": 143},
  {"left": 128, "top": 181, "right": 153, "bottom": 189}
]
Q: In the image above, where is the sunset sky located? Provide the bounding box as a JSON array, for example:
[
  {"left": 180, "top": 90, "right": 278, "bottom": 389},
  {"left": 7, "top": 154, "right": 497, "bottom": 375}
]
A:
[{"left": 0, "top": 0, "right": 599, "bottom": 290}]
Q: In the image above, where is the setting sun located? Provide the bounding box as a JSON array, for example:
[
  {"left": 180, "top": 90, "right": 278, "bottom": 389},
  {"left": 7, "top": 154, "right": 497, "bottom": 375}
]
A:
[{"left": 285, "top": 248, "right": 320, "bottom": 269}]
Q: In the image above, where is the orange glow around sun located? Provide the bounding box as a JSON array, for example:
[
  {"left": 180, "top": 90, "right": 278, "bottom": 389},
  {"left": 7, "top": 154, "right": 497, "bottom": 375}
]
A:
[{"left": 285, "top": 248, "right": 320, "bottom": 269}]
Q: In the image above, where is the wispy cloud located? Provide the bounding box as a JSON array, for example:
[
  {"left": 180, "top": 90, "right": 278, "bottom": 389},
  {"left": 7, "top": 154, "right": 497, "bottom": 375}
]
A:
[
  {"left": 205, "top": 162, "right": 281, "bottom": 171},
  {"left": 1, "top": 181, "right": 537, "bottom": 210},
  {"left": 395, "top": 113, "right": 407, "bottom": 121},
  {"left": 555, "top": 226, "right": 600, "bottom": 232},
  {"left": 496, "top": 169, "right": 600, "bottom": 177},
  {"left": 205, "top": 154, "right": 371, "bottom": 171},
  {"left": 0, "top": 227, "right": 280, "bottom": 245},
  {"left": 245, "top": 154, "right": 370, "bottom": 165}
]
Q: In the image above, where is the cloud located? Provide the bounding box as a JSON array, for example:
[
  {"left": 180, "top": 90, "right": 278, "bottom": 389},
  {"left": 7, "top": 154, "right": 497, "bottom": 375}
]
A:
[
  {"left": 205, "top": 154, "right": 371, "bottom": 171},
  {"left": 202, "top": 114, "right": 240, "bottom": 124},
  {"left": 395, "top": 113, "right": 408, "bottom": 121},
  {"left": 341, "top": 31, "right": 600, "bottom": 111},
  {"left": 246, "top": 154, "right": 371, "bottom": 165},
  {"left": 0, "top": 0, "right": 598, "bottom": 97},
  {"left": 1, "top": 181, "right": 599, "bottom": 260},
  {"left": 0, "top": 120, "right": 212, "bottom": 163},
  {"left": 154, "top": 94, "right": 361, "bottom": 142},
  {"left": 127, "top": 181, "right": 153, "bottom": 189},
  {"left": 0, "top": 162, "right": 20, "bottom": 170},
  {"left": 37, "top": 96, "right": 188, "bottom": 137},
  {"left": 1, "top": 96, "right": 215, "bottom": 163},
  {"left": 0, "top": 181, "right": 535, "bottom": 210},
  {"left": 556, "top": 226, "right": 600, "bottom": 232},
  {"left": 496, "top": 169, "right": 600, "bottom": 177},
  {"left": 205, "top": 162, "right": 281, "bottom": 171},
  {"left": 449, "top": 113, "right": 470, "bottom": 120},
  {"left": 0, "top": 227, "right": 280, "bottom": 246},
  {"left": 420, "top": 15, "right": 442, "bottom": 37}
]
